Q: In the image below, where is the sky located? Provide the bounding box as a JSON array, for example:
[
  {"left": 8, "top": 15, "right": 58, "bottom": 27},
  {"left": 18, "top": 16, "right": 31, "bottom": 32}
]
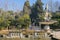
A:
[{"left": 0, "top": 0, "right": 60, "bottom": 11}]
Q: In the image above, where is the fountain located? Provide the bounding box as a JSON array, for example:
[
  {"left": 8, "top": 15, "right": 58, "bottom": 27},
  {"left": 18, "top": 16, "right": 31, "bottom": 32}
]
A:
[{"left": 40, "top": 4, "right": 57, "bottom": 33}]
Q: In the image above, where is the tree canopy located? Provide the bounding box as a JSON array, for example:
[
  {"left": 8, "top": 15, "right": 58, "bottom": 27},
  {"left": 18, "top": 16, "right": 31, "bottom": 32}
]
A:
[
  {"left": 30, "top": 0, "right": 43, "bottom": 26},
  {"left": 0, "top": 0, "right": 60, "bottom": 30}
]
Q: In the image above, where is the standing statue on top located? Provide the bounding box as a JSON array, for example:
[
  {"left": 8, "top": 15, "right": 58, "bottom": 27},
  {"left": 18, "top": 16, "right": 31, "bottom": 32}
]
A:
[{"left": 44, "top": 4, "right": 52, "bottom": 21}]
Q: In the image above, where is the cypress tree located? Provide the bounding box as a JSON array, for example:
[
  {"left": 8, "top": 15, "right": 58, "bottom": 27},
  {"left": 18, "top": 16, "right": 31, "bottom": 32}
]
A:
[{"left": 23, "top": 0, "right": 31, "bottom": 14}]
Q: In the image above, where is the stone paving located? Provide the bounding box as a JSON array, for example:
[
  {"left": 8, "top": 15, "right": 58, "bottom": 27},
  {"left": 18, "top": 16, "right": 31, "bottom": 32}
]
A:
[{"left": 52, "top": 31, "right": 60, "bottom": 39}]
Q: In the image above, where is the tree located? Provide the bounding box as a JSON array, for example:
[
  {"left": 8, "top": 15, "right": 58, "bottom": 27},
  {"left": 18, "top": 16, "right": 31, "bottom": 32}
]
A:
[
  {"left": 51, "top": 1, "right": 60, "bottom": 12},
  {"left": 0, "top": 12, "right": 11, "bottom": 30},
  {"left": 54, "top": 1, "right": 60, "bottom": 12},
  {"left": 30, "top": 0, "right": 43, "bottom": 26},
  {"left": 23, "top": 0, "right": 31, "bottom": 14},
  {"left": 52, "top": 12, "right": 60, "bottom": 29},
  {"left": 17, "top": 13, "right": 31, "bottom": 29}
]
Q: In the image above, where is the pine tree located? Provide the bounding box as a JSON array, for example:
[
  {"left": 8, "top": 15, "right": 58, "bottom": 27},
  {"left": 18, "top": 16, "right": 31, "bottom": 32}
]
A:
[
  {"left": 30, "top": 0, "right": 43, "bottom": 26},
  {"left": 23, "top": 0, "right": 31, "bottom": 14},
  {"left": 35, "top": 0, "right": 43, "bottom": 13}
]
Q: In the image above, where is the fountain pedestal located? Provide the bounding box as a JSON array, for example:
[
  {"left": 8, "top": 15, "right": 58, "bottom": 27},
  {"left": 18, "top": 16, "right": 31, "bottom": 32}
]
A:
[
  {"left": 39, "top": 4, "right": 58, "bottom": 33},
  {"left": 40, "top": 21, "right": 57, "bottom": 33},
  {"left": 44, "top": 25, "right": 50, "bottom": 30}
]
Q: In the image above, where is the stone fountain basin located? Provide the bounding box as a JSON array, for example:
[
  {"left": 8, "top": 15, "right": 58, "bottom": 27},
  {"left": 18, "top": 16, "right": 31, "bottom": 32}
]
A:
[{"left": 40, "top": 21, "right": 57, "bottom": 24}]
